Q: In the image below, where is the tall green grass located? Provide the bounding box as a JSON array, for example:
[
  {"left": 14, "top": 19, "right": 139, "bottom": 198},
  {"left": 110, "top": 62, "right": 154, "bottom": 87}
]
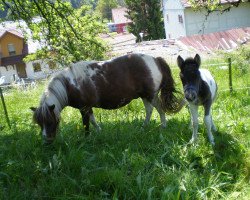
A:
[{"left": 0, "top": 56, "right": 249, "bottom": 199}]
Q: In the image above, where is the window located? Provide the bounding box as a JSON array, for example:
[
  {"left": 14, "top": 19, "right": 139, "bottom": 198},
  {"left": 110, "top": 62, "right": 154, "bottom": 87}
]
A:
[
  {"left": 8, "top": 44, "right": 16, "bottom": 56},
  {"left": 166, "top": 14, "right": 169, "bottom": 22},
  {"left": 33, "top": 63, "right": 42, "bottom": 72},
  {"left": 48, "top": 61, "right": 57, "bottom": 70},
  {"left": 178, "top": 15, "right": 183, "bottom": 23}
]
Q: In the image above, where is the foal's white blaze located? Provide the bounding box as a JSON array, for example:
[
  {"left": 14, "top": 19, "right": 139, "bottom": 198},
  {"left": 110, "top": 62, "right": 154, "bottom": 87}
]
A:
[
  {"left": 199, "top": 69, "right": 217, "bottom": 100},
  {"left": 141, "top": 54, "right": 162, "bottom": 91}
]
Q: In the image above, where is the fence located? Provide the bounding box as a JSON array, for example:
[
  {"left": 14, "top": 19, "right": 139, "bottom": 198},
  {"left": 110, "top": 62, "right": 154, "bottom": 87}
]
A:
[{"left": 0, "top": 58, "right": 249, "bottom": 129}]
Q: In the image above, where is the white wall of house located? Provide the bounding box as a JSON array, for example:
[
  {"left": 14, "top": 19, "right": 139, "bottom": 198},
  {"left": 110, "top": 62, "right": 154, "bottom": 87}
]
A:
[
  {"left": 0, "top": 65, "right": 18, "bottom": 83},
  {"left": 26, "top": 60, "right": 50, "bottom": 79},
  {"left": 163, "top": 0, "right": 186, "bottom": 39},
  {"left": 0, "top": 59, "right": 60, "bottom": 84},
  {"left": 185, "top": 2, "right": 250, "bottom": 36},
  {"left": 163, "top": 0, "right": 250, "bottom": 39}
]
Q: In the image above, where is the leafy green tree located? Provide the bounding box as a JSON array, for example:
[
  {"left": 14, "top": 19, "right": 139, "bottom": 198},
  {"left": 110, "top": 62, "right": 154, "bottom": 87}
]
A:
[
  {"left": 70, "top": 0, "right": 98, "bottom": 9},
  {"left": 125, "top": 0, "right": 165, "bottom": 42},
  {"left": 95, "top": 0, "right": 118, "bottom": 20},
  {"left": 0, "top": 0, "right": 108, "bottom": 64}
]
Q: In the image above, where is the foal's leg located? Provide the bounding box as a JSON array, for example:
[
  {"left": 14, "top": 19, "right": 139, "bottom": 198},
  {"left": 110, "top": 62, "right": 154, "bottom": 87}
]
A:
[
  {"left": 211, "top": 115, "right": 217, "bottom": 132},
  {"left": 189, "top": 104, "right": 199, "bottom": 144},
  {"left": 151, "top": 96, "right": 166, "bottom": 128},
  {"left": 204, "top": 104, "right": 215, "bottom": 145},
  {"left": 142, "top": 98, "right": 153, "bottom": 126}
]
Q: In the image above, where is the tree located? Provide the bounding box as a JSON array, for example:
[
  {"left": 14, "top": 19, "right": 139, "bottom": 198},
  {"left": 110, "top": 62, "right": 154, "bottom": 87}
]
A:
[
  {"left": 0, "top": 0, "right": 108, "bottom": 64},
  {"left": 95, "top": 0, "right": 118, "bottom": 21},
  {"left": 188, "top": 0, "right": 250, "bottom": 18},
  {"left": 125, "top": 0, "right": 165, "bottom": 42},
  {"left": 69, "top": 0, "right": 98, "bottom": 9}
]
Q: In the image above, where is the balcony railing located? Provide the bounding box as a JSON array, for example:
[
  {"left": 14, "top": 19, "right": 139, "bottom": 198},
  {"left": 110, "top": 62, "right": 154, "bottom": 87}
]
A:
[{"left": 0, "top": 53, "right": 28, "bottom": 66}]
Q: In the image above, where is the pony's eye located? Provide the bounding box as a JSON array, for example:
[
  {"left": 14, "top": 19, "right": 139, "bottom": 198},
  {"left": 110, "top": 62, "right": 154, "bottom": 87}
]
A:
[{"left": 180, "top": 73, "right": 184, "bottom": 78}]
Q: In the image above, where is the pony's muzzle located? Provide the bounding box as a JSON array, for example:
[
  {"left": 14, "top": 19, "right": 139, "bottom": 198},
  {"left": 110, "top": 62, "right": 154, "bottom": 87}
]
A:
[{"left": 184, "top": 89, "right": 197, "bottom": 102}]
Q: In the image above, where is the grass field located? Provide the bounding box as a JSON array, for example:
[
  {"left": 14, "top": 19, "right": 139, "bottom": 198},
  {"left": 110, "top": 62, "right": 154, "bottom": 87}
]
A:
[{"left": 0, "top": 56, "right": 249, "bottom": 199}]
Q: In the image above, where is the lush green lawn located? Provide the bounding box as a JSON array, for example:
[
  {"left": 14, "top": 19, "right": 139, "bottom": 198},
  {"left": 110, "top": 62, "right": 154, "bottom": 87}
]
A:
[{"left": 0, "top": 58, "right": 249, "bottom": 199}]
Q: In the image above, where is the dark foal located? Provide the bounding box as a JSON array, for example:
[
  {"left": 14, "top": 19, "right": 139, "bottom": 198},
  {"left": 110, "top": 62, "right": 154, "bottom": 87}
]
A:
[
  {"left": 31, "top": 53, "right": 184, "bottom": 143},
  {"left": 177, "top": 54, "right": 217, "bottom": 145}
]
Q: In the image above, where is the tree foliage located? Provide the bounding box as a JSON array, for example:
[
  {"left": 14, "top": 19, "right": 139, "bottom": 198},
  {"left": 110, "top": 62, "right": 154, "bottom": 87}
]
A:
[
  {"left": 0, "top": 0, "right": 108, "bottom": 64},
  {"left": 188, "top": 0, "right": 249, "bottom": 15},
  {"left": 95, "top": 0, "right": 118, "bottom": 20},
  {"left": 125, "top": 0, "right": 165, "bottom": 42}
]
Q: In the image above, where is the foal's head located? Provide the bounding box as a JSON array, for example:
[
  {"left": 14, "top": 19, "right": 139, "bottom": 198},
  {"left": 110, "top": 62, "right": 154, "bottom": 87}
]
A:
[
  {"left": 177, "top": 54, "right": 202, "bottom": 103},
  {"left": 30, "top": 104, "right": 59, "bottom": 144}
]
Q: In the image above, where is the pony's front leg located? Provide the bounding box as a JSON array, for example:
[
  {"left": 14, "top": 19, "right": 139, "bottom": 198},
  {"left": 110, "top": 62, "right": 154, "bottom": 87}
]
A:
[
  {"left": 211, "top": 115, "right": 217, "bottom": 132},
  {"left": 80, "top": 109, "right": 91, "bottom": 134},
  {"left": 204, "top": 113, "right": 215, "bottom": 146},
  {"left": 189, "top": 104, "right": 199, "bottom": 144}
]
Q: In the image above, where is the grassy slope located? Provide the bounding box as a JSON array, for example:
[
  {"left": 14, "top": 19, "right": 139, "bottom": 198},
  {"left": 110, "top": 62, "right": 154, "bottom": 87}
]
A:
[{"left": 0, "top": 59, "right": 249, "bottom": 199}]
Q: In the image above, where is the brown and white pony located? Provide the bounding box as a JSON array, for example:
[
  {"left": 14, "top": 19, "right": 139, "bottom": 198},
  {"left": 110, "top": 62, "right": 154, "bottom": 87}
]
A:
[{"left": 31, "top": 54, "right": 184, "bottom": 143}]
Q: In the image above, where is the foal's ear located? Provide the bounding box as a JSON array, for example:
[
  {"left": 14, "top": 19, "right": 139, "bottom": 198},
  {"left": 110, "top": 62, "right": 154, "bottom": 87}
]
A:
[
  {"left": 177, "top": 55, "right": 184, "bottom": 70},
  {"left": 194, "top": 54, "right": 201, "bottom": 67},
  {"left": 30, "top": 107, "right": 37, "bottom": 112},
  {"left": 49, "top": 104, "right": 55, "bottom": 111}
]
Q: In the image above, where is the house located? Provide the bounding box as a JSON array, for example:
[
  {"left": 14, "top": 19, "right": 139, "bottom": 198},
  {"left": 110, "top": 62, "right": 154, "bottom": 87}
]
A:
[
  {"left": 162, "top": 0, "right": 250, "bottom": 39},
  {"left": 0, "top": 29, "right": 28, "bottom": 83},
  {"left": 0, "top": 27, "right": 58, "bottom": 84},
  {"left": 111, "top": 7, "right": 132, "bottom": 33}
]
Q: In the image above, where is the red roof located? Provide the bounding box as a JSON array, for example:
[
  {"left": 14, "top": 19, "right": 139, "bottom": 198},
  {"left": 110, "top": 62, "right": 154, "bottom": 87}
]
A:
[
  {"left": 181, "top": 0, "right": 240, "bottom": 8},
  {"left": 178, "top": 27, "right": 250, "bottom": 52},
  {"left": 112, "top": 7, "right": 132, "bottom": 24}
]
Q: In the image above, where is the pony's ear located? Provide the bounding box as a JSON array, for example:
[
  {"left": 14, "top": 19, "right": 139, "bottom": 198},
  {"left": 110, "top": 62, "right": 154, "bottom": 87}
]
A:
[
  {"left": 194, "top": 54, "right": 201, "bottom": 67},
  {"left": 177, "top": 55, "right": 184, "bottom": 70},
  {"left": 30, "top": 107, "right": 37, "bottom": 112},
  {"left": 49, "top": 104, "right": 55, "bottom": 111}
]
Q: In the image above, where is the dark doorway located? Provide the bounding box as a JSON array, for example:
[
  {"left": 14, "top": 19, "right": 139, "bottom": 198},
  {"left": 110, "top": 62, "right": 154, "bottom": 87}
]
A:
[{"left": 16, "top": 63, "right": 27, "bottom": 78}]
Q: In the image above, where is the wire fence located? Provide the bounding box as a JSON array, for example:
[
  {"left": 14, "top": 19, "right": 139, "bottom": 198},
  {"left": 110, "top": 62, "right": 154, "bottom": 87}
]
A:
[{"left": 0, "top": 58, "right": 249, "bottom": 129}]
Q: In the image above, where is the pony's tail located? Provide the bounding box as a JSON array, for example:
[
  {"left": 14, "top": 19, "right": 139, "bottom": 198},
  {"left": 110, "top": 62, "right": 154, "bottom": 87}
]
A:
[{"left": 156, "top": 57, "right": 186, "bottom": 114}]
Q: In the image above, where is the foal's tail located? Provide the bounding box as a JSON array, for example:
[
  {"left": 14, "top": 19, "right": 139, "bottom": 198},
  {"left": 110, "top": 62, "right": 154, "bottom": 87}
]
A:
[{"left": 156, "top": 57, "right": 185, "bottom": 114}]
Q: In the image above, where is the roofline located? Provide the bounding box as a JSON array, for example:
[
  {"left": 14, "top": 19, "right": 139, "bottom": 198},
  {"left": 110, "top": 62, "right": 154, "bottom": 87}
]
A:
[{"left": 0, "top": 30, "right": 24, "bottom": 40}]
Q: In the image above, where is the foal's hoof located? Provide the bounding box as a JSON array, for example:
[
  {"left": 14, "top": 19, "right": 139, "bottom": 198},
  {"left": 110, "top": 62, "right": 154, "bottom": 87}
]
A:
[
  {"left": 188, "top": 138, "right": 197, "bottom": 145},
  {"left": 210, "top": 141, "right": 215, "bottom": 146}
]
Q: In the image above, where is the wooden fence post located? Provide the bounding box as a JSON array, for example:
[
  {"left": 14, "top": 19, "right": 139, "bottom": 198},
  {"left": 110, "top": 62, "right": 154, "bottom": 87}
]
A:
[
  {"left": 228, "top": 58, "right": 233, "bottom": 93},
  {"left": 0, "top": 87, "right": 11, "bottom": 129}
]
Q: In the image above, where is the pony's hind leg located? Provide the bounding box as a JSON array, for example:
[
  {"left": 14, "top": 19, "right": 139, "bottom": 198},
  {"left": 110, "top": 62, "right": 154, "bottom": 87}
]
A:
[
  {"left": 189, "top": 104, "right": 199, "bottom": 144},
  {"left": 142, "top": 98, "right": 153, "bottom": 127},
  {"left": 90, "top": 112, "right": 101, "bottom": 131},
  {"left": 151, "top": 96, "right": 166, "bottom": 128}
]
